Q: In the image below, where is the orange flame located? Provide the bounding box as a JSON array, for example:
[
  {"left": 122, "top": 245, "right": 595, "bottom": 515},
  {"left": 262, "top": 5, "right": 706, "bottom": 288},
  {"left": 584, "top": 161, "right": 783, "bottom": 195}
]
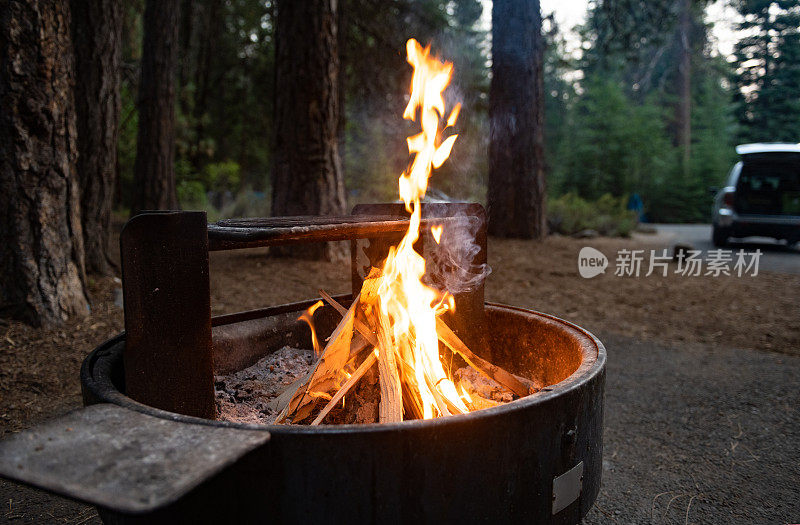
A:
[
  {"left": 298, "top": 300, "right": 324, "bottom": 358},
  {"left": 376, "top": 39, "right": 465, "bottom": 419},
  {"left": 431, "top": 225, "right": 443, "bottom": 244}
]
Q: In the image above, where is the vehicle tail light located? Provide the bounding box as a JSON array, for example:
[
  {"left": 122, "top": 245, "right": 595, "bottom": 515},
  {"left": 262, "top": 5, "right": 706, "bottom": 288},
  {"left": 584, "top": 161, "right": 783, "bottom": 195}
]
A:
[{"left": 723, "top": 191, "right": 735, "bottom": 209}]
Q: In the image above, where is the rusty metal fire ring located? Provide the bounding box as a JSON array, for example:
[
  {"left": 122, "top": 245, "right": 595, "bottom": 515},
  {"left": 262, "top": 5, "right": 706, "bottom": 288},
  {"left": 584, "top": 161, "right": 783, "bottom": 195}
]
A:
[{"left": 80, "top": 301, "right": 606, "bottom": 524}]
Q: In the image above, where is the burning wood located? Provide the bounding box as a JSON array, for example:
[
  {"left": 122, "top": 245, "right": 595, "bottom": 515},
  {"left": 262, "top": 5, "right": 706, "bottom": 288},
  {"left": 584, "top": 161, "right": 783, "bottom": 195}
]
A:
[
  {"left": 271, "top": 278, "right": 533, "bottom": 425},
  {"left": 319, "top": 289, "right": 377, "bottom": 346},
  {"left": 311, "top": 350, "right": 378, "bottom": 425},
  {"left": 273, "top": 296, "right": 358, "bottom": 423},
  {"left": 435, "top": 319, "right": 536, "bottom": 397}
]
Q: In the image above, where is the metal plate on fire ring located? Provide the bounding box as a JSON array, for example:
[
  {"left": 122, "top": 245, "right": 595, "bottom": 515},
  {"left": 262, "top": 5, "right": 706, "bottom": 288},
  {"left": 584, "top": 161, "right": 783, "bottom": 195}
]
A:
[
  {"left": 552, "top": 461, "right": 584, "bottom": 514},
  {"left": 0, "top": 404, "right": 270, "bottom": 513}
]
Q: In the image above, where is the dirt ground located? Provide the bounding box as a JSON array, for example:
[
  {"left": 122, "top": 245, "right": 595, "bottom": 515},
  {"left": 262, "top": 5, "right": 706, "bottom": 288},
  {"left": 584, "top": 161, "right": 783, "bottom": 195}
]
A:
[
  {"left": 1, "top": 232, "right": 798, "bottom": 523},
  {"left": 486, "top": 234, "right": 800, "bottom": 353}
]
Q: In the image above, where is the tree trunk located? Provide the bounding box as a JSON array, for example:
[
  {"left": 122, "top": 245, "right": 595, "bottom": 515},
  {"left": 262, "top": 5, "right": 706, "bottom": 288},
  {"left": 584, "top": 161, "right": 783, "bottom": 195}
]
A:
[
  {"left": 0, "top": 0, "right": 89, "bottom": 327},
  {"left": 676, "top": 0, "right": 691, "bottom": 173},
  {"left": 192, "top": 0, "right": 222, "bottom": 173},
  {"left": 71, "top": 0, "right": 122, "bottom": 275},
  {"left": 338, "top": 0, "right": 348, "bottom": 179},
  {"left": 271, "top": 0, "right": 346, "bottom": 260},
  {"left": 178, "top": 0, "right": 196, "bottom": 94},
  {"left": 488, "top": 0, "right": 547, "bottom": 239},
  {"left": 131, "top": 0, "right": 180, "bottom": 215}
]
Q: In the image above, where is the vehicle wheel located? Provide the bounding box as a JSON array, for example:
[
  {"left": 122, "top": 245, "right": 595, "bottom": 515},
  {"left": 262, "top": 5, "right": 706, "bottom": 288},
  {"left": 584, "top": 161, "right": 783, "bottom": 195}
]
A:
[{"left": 712, "top": 225, "right": 729, "bottom": 247}]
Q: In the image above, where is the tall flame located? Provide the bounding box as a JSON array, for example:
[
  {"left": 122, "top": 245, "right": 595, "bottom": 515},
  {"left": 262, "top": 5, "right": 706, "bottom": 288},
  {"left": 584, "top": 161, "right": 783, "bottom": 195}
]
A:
[
  {"left": 298, "top": 300, "right": 324, "bottom": 358},
  {"left": 376, "top": 39, "right": 465, "bottom": 419}
]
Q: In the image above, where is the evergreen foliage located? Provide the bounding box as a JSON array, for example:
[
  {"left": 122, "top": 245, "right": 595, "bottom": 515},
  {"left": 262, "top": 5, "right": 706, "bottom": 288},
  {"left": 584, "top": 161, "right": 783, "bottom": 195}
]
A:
[
  {"left": 547, "top": 0, "right": 740, "bottom": 222},
  {"left": 112, "top": 0, "right": 790, "bottom": 225},
  {"left": 733, "top": 0, "right": 800, "bottom": 142}
]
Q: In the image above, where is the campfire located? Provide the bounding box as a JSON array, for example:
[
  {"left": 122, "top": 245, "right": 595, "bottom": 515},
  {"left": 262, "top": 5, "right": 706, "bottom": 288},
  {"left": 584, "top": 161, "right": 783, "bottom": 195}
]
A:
[
  {"left": 265, "top": 280, "right": 535, "bottom": 425},
  {"left": 219, "top": 40, "right": 535, "bottom": 426}
]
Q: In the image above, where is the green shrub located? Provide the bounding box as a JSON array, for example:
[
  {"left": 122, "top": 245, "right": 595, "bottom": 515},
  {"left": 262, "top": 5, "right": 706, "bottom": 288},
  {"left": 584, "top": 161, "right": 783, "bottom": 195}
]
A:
[
  {"left": 175, "top": 159, "right": 242, "bottom": 201},
  {"left": 547, "top": 193, "right": 638, "bottom": 237},
  {"left": 174, "top": 159, "right": 244, "bottom": 222},
  {"left": 177, "top": 180, "right": 209, "bottom": 210},
  {"left": 203, "top": 160, "right": 241, "bottom": 193}
]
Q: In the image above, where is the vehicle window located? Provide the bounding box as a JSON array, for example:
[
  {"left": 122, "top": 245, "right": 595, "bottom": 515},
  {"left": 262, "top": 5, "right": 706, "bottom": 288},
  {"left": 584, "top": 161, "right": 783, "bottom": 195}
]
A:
[{"left": 736, "top": 161, "right": 800, "bottom": 215}]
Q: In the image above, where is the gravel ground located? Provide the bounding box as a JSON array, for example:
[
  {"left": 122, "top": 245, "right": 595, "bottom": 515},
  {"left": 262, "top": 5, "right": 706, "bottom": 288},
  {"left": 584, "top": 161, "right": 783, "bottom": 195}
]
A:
[{"left": 583, "top": 333, "right": 800, "bottom": 524}]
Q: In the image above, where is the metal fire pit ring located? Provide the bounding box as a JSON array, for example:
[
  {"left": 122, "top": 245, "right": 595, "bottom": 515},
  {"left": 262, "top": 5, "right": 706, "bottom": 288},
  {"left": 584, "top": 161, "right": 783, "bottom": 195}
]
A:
[{"left": 78, "top": 300, "right": 605, "bottom": 524}]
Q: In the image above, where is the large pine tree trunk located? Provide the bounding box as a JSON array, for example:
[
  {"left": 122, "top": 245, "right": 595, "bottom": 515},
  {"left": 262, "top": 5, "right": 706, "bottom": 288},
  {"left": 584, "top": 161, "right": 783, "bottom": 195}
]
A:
[
  {"left": 71, "top": 0, "right": 122, "bottom": 274},
  {"left": 131, "top": 0, "right": 180, "bottom": 215},
  {"left": 0, "top": 0, "right": 89, "bottom": 327},
  {"left": 271, "top": 0, "right": 346, "bottom": 260},
  {"left": 676, "top": 0, "right": 692, "bottom": 172},
  {"left": 337, "top": 0, "right": 348, "bottom": 177},
  {"left": 177, "top": 0, "right": 222, "bottom": 173},
  {"left": 488, "top": 0, "right": 547, "bottom": 239}
]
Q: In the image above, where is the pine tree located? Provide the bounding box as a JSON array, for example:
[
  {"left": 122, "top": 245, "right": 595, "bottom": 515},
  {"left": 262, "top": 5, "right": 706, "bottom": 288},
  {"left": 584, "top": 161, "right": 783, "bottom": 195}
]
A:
[
  {"left": 271, "top": 0, "right": 346, "bottom": 260},
  {"left": 488, "top": 0, "right": 547, "bottom": 239},
  {"left": 131, "top": 0, "right": 181, "bottom": 215},
  {"left": 733, "top": 1, "right": 800, "bottom": 142},
  {"left": 71, "top": 0, "right": 123, "bottom": 274}
]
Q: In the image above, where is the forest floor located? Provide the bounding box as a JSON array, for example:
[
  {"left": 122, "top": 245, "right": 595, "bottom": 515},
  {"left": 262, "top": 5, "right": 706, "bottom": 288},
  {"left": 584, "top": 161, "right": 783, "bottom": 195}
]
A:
[{"left": 1, "top": 230, "right": 799, "bottom": 523}]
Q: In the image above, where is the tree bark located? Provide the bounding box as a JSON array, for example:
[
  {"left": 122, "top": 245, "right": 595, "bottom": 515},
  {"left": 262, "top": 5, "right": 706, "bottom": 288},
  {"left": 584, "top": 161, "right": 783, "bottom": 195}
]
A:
[
  {"left": 131, "top": 0, "right": 180, "bottom": 215},
  {"left": 178, "top": 0, "right": 196, "bottom": 94},
  {"left": 271, "top": 0, "right": 346, "bottom": 260},
  {"left": 676, "top": 0, "right": 691, "bottom": 173},
  {"left": 337, "top": 0, "right": 348, "bottom": 179},
  {"left": 71, "top": 0, "right": 122, "bottom": 274},
  {"left": 488, "top": 0, "right": 547, "bottom": 239},
  {"left": 0, "top": 0, "right": 89, "bottom": 327},
  {"left": 192, "top": 0, "right": 222, "bottom": 173}
]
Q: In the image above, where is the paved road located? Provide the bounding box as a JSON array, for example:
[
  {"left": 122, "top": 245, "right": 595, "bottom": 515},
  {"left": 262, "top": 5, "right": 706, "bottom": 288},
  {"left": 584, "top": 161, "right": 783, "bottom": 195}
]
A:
[{"left": 652, "top": 223, "right": 800, "bottom": 275}]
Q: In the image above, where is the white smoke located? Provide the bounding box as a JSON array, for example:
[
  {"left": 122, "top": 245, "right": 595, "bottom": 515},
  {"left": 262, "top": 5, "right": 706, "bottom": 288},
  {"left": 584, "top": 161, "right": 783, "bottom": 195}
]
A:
[{"left": 424, "top": 212, "right": 491, "bottom": 295}]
